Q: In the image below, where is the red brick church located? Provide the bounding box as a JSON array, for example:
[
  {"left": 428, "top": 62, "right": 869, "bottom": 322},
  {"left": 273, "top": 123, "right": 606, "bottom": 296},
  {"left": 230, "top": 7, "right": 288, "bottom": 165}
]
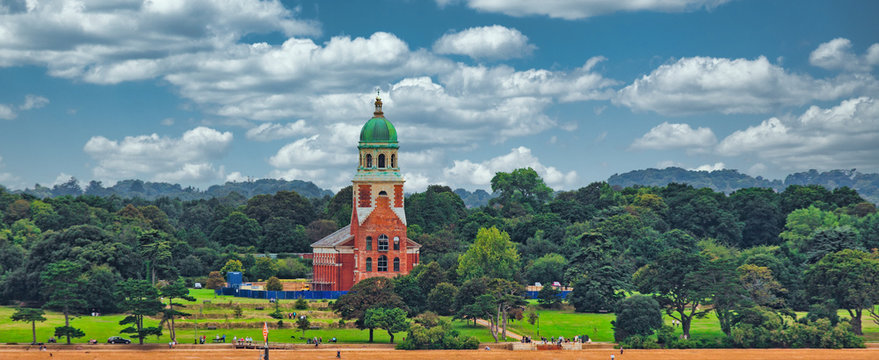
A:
[{"left": 310, "top": 95, "right": 421, "bottom": 291}]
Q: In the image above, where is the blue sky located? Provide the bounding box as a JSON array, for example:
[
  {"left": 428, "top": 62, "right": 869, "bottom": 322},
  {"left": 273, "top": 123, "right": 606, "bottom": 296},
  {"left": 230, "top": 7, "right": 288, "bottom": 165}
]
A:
[{"left": 1, "top": 0, "right": 877, "bottom": 192}]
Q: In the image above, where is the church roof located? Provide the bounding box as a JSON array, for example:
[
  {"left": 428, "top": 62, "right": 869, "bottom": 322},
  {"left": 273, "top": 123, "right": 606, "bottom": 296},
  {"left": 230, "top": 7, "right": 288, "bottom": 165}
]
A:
[{"left": 311, "top": 224, "right": 353, "bottom": 248}]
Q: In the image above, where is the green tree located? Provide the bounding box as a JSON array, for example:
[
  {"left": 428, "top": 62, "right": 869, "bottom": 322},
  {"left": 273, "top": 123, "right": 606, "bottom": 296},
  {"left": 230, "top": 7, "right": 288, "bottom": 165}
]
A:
[
  {"left": 220, "top": 259, "right": 244, "bottom": 275},
  {"left": 261, "top": 217, "right": 309, "bottom": 253},
  {"left": 364, "top": 307, "right": 409, "bottom": 343},
  {"left": 210, "top": 211, "right": 261, "bottom": 247},
  {"left": 139, "top": 230, "right": 172, "bottom": 285},
  {"left": 245, "top": 191, "right": 316, "bottom": 227},
  {"left": 11, "top": 308, "right": 46, "bottom": 344},
  {"left": 524, "top": 253, "right": 567, "bottom": 286},
  {"left": 158, "top": 278, "right": 195, "bottom": 343},
  {"left": 116, "top": 279, "right": 164, "bottom": 344},
  {"left": 484, "top": 278, "right": 526, "bottom": 342},
  {"left": 265, "top": 276, "right": 283, "bottom": 291},
  {"left": 41, "top": 260, "right": 87, "bottom": 344},
  {"left": 205, "top": 271, "right": 225, "bottom": 289},
  {"left": 729, "top": 188, "right": 784, "bottom": 247},
  {"left": 805, "top": 249, "right": 879, "bottom": 335},
  {"left": 457, "top": 227, "right": 520, "bottom": 281},
  {"left": 490, "top": 168, "right": 553, "bottom": 212},
  {"left": 536, "top": 285, "right": 562, "bottom": 308},
  {"left": 426, "top": 282, "right": 458, "bottom": 316},
  {"left": 611, "top": 295, "right": 663, "bottom": 342},
  {"left": 296, "top": 314, "right": 310, "bottom": 335},
  {"left": 250, "top": 256, "right": 280, "bottom": 280},
  {"left": 405, "top": 185, "right": 467, "bottom": 233},
  {"left": 634, "top": 248, "right": 711, "bottom": 339},
  {"left": 332, "top": 277, "right": 407, "bottom": 342}
]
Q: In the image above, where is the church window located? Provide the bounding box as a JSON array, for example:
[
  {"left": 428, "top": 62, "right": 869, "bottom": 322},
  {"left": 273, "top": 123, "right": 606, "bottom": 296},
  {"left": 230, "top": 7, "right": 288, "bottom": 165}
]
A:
[
  {"left": 378, "top": 255, "right": 388, "bottom": 272},
  {"left": 379, "top": 190, "right": 387, "bottom": 196},
  {"left": 378, "top": 234, "right": 389, "bottom": 251},
  {"left": 366, "top": 257, "right": 372, "bottom": 272},
  {"left": 378, "top": 154, "right": 386, "bottom": 168},
  {"left": 366, "top": 154, "right": 373, "bottom": 168},
  {"left": 390, "top": 154, "right": 396, "bottom": 168},
  {"left": 393, "top": 257, "right": 400, "bottom": 272},
  {"left": 366, "top": 236, "right": 373, "bottom": 250},
  {"left": 393, "top": 236, "right": 400, "bottom": 250}
]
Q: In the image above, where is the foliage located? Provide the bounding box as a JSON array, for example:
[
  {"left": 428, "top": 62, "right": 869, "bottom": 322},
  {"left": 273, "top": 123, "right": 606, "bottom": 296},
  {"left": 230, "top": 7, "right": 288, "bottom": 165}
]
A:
[
  {"left": 296, "top": 314, "right": 310, "bottom": 335},
  {"left": 426, "top": 282, "right": 458, "bottom": 316},
  {"left": 40, "top": 260, "right": 87, "bottom": 344},
  {"left": 536, "top": 285, "right": 563, "bottom": 309},
  {"left": 457, "top": 226, "right": 520, "bottom": 281},
  {"left": 524, "top": 253, "right": 567, "bottom": 286},
  {"left": 332, "top": 277, "right": 407, "bottom": 342},
  {"left": 634, "top": 248, "right": 711, "bottom": 339},
  {"left": 364, "top": 307, "right": 409, "bottom": 343},
  {"left": 611, "top": 295, "right": 663, "bottom": 342},
  {"left": 265, "top": 276, "right": 282, "bottom": 291},
  {"left": 11, "top": 307, "right": 46, "bottom": 344},
  {"left": 220, "top": 259, "right": 244, "bottom": 275},
  {"left": 295, "top": 297, "right": 308, "bottom": 310},
  {"left": 805, "top": 249, "right": 879, "bottom": 335},
  {"left": 396, "top": 316, "right": 479, "bottom": 350},
  {"left": 205, "top": 271, "right": 225, "bottom": 289},
  {"left": 116, "top": 279, "right": 164, "bottom": 344}
]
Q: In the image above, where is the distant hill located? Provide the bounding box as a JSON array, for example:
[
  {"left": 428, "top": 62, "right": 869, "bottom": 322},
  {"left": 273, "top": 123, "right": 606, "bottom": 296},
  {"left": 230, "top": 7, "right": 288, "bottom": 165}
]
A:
[
  {"left": 13, "top": 178, "right": 334, "bottom": 201},
  {"left": 454, "top": 188, "right": 497, "bottom": 208},
  {"left": 608, "top": 167, "right": 879, "bottom": 204}
]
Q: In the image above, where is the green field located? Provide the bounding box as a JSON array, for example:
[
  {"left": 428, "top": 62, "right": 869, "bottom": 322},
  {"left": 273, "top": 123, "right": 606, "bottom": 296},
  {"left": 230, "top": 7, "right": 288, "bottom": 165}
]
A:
[{"left": 1, "top": 290, "right": 877, "bottom": 345}]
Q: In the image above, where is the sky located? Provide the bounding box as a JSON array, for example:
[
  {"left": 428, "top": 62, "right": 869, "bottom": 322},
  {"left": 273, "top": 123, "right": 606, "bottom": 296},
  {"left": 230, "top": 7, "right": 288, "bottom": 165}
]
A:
[{"left": 0, "top": 0, "right": 877, "bottom": 193}]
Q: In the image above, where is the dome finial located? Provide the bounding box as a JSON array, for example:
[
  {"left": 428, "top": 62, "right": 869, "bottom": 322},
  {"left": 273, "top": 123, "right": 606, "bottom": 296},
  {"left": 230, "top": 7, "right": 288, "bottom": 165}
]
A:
[{"left": 373, "top": 88, "right": 384, "bottom": 118}]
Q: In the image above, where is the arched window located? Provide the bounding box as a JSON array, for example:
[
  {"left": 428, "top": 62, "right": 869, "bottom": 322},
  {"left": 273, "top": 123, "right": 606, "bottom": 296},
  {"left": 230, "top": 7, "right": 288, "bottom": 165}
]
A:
[
  {"left": 393, "top": 257, "right": 400, "bottom": 272},
  {"left": 378, "top": 255, "right": 388, "bottom": 272},
  {"left": 366, "top": 257, "right": 373, "bottom": 272},
  {"left": 393, "top": 236, "right": 400, "bottom": 250},
  {"left": 378, "top": 154, "right": 386, "bottom": 168},
  {"left": 390, "top": 154, "right": 396, "bottom": 168},
  {"left": 366, "top": 236, "right": 373, "bottom": 251},
  {"left": 366, "top": 154, "right": 373, "bottom": 168},
  {"left": 378, "top": 234, "right": 389, "bottom": 251},
  {"left": 379, "top": 190, "right": 388, "bottom": 196}
]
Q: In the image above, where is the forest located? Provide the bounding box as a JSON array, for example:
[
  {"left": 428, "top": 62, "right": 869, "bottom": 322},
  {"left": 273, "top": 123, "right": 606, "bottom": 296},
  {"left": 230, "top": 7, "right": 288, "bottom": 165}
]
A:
[{"left": 1, "top": 167, "right": 878, "bottom": 348}]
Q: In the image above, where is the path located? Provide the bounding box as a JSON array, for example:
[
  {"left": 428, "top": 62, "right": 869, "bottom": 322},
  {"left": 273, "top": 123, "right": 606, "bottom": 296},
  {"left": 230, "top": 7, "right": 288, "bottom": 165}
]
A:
[{"left": 474, "top": 319, "right": 523, "bottom": 341}]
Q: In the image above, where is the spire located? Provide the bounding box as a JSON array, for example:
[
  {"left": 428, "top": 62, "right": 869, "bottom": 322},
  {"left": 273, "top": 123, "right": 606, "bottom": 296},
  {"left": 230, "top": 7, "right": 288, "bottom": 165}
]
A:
[{"left": 373, "top": 89, "right": 384, "bottom": 118}]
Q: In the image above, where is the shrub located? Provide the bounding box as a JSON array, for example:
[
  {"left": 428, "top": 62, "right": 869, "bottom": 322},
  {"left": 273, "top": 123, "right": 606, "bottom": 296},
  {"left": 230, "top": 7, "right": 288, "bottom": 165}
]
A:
[
  {"left": 206, "top": 271, "right": 225, "bottom": 289},
  {"left": 265, "top": 276, "right": 282, "bottom": 291},
  {"left": 294, "top": 297, "right": 308, "bottom": 310},
  {"left": 611, "top": 295, "right": 662, "bottom": 342}
]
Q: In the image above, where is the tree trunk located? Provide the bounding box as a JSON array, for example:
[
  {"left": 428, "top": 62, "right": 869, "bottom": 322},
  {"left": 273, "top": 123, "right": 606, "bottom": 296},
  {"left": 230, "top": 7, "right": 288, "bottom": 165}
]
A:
[
  {"left": 501, "top": 308, "right": 508, "bottom": 340},
  {"left": 388, "top": 330, "right": 394, "bottom": 343},
  {"left": 169, "top": 299, "right": 176, "bottom": 342},
  {"left": 31, "top": 321, "right": 37, "bottom": 344},
  {"left": 368, "top": 328, "right": 374, "bottom": 343},
  {"left": 681, "top": 316, "right": 691, "bottom": 339},
  {"left": 64, "top": 308, "right": 71, "bottom": 345},
  {"left": 138, "top": 316, "right": 144, "bottom": 345},
  {"left": 850, "top": 309, "right": 863, "bottom": 335}
]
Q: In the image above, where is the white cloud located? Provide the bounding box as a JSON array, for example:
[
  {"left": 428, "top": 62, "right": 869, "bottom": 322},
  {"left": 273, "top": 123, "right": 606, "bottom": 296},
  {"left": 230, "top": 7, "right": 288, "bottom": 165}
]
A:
[
  {"left": 745, "top": 163, "right": 768, "bottom": 177},
  {"left": 0, "top": 104, "right": 14, "bottom": 120},
  {"left": 717, "top": 97, "right": 879, "bottom": 172},
  {"left": 51, "top": 172, "right": 73, "bottom": 186},
  {"left": 443, "top": 146, "right": 577, "bottom": 188},
  {"left": 630, "top": 122, "right": 716, "bottom": 150},
  {"left": 657, "top": 160, "right": 684, "bottom": 169},
  {"left": 616, "top": 56, "right": 877, "bottom": 115},
  {"left": 403, "top": 172, "right": 433, "bottom": 192},
  {"left": 433, "top": 25, "right": 536, "bottom": 60},
  {"left": 83, "top": 126, "right": 233, "bottom": 183},
  {"left": 688, "top": 162, "right": 725, "bottom": 172},
  {"left": 245, "top": 120, "right": 313, "bottom": 141},
  {"left": 161, "top": 118, "right": 175, "bottom": 126},
  {"left": 447, "top": 0, "right": 731, "bottom": 20},
  {"left": 20, "top": 95, "right": 48, "bottom": 110},
  {"left": 268, "top": 135, "right": 350, "bottom": 168},
  {"left": 810, "top": 38, "right": 879, "bottom": 72},
  {"left": 225, "top": 171, "right": 248, "bottom": 183}
]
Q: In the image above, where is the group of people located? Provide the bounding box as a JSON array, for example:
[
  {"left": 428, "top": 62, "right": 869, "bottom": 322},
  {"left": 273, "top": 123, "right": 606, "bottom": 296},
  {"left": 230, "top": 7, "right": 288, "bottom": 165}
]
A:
[
  {"left": 538, "top": 335, "right": 587, "bottom": 345},
  {"left": 234, "top": 336, "right": 255, "bottom": 345}
]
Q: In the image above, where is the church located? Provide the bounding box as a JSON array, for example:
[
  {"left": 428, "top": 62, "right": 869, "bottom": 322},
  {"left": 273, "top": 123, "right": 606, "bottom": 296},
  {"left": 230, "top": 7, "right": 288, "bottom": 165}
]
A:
[{"left": 309, "top": 95, "right": 421, "bottom": 291}]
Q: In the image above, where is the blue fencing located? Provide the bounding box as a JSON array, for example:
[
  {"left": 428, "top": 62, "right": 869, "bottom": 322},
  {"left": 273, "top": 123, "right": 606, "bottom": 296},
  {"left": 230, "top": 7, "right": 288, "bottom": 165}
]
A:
[
  {"left": 526, "top": 290, "right": 570, "bottom": 299},
  {"left": 215, "top": 287, "right": 347, "bottom": 300}
]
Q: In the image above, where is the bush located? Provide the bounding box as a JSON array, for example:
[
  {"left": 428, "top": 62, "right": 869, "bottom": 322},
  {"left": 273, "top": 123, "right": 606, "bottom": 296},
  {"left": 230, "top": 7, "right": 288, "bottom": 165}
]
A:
[
  {"left": 611, "top": 295, "right": 662, "bottom": 342},
  {"left": 205, "top": 271, "right": 225, "bottom": 289},
  {"left": 265, "top": 276, "right": 282, "bottom": 291},
  {"left": 620, "top": 334, "right": 660, "bottom": 349},
  {"left": 295, "top": 297, "right": 308, "bottom": 310}
]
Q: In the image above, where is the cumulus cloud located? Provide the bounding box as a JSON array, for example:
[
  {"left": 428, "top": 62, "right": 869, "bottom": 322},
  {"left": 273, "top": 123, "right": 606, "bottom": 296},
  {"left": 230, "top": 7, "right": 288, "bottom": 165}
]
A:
[
  {"left": 268, "top": 135, "right": 351, "bottom": 168},
  {"left": 83, "top": 126, "right": 233, "bottom": 183},
  {"left": 616, "top": 56, "right": 877, "bottom": 115},
  {"left": 0, "top": 104, "right": 14, "bottom": 120},
  {"left": 443, "top": 146, "right": 577, "bottom": 188},
  {"left": 245, "top": 120, "right": 313, "bottom": 141},
  {"left": 717, "top": 97, "right": 879, "bottom": 172},
  {"left": 20, "top": 95, "right": 48, "bottom": 110},
  {"left": 688, "top": 162, "right": 725, "bottom": 172},
  {"left": 445, "top": 0, "right": 731, "bottom": 20},
  {"left": 810, "top": 38, "right": 879, "bottom": 72},
  {"left": 630, "top": 122, "right": 716, "bottom": 150},
  {"left": 433, "top": 25, "right": 536, "bottom": 60}
]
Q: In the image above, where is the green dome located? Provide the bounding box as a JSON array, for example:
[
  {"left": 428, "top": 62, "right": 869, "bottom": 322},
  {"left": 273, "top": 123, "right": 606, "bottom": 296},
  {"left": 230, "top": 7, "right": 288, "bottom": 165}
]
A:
[{"left": 359, "top": 117, "right": 397, "bottom": 143}]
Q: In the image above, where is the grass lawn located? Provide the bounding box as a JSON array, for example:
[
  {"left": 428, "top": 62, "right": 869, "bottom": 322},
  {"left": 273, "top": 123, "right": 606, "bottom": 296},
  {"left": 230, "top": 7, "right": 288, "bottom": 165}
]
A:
[{"left": 3, "top": 291, "right": 878, "bottom": 345}]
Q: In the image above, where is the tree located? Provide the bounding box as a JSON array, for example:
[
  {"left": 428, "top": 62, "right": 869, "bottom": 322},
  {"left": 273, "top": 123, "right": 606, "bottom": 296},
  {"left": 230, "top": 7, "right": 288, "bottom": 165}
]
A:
[
  {"left": 210, "top": 211, "right": 261, "bottom": 247},
  {"left": 262, "top": 217, "right": 309, "bottom": 253},
  {"left": 265, "top": 276, "right": 283, "bottom": 291},
  {"left": 220, "top": 259, "right": 244, "bottom": 275},
  {"left": 116, "top": 279, "right": 164, "bottom": 344},
  {"left": 245, "top": 191, "right": 316, "bottom": 228},
  {"left": 490, "top": 168, "right": 553, "bottom": 212},
  {"left": 41, "top": 260, "right": 87, "bottom": 344},
  {"left": 457, "top": 227, "right": 520, "bottom": 281},
  {"left": 205, "top": 271, "right": 225, "bottom": 289},
  {"left": 139, "top": 230, "right": 172, "bottom": 285},
  {"left": 250, "top": 256, "right": 280, "bottom": 280},
  {"left": 634, "top": 248, "right": 711, "bottom": 339},
  {"left": 364, "top": 307, "right": 409, "bottom": 343},
  {"left": 426, "top": 282, "right": 458, "bottom": 316},
  {"left": 297, "top": 314, "right": 310, "bottom": 335},
  {"left": 332, "top": 277, "right": 407, "bottom": 342},
  {"left": 405, "top": 185, "right": 467, "bottom": 233},
  {"left": 805, "top": 249, "right": 879, "bottom": 335},
  {"left": 11, "top": 308, "right": 46, "bottom": 344},
  {"left": 537, "top": 285, "right": 563, "bottom": 308},
  {"left": 611, "top": 295, "right": 663, "bottom": 342},
  {"left": 525, "top": 253, "right": 567, "bottom": 286},
  {"left": 484, "top": 279, "right": 526, "bottom": 342},
  {"left": 729, "top": 188, "right": 784, "bottom": 247},
  {"left": 158, "top": 278, "right": 195, "bottom": 343}
]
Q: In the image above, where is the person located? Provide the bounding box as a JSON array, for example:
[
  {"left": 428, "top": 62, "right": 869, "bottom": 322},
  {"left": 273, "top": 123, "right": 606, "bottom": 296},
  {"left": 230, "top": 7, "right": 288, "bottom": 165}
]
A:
[
  {"left": 611, "top": 355, "right": 615, "bottom": 360},
  {"left": 336, "top": 350, "right": 341, "bottom": 358},
  {"left": 620, "top": 345, "right": 624, "bottom": 354},
  {"left": 168, "top": 341, "right": 174, "bottom": 349},
  {"left": 484, "top": 346, "right": 491, "bottom": 351},
  {"left": 222, "top": 334, "right": 226, "bottom": 343}
]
